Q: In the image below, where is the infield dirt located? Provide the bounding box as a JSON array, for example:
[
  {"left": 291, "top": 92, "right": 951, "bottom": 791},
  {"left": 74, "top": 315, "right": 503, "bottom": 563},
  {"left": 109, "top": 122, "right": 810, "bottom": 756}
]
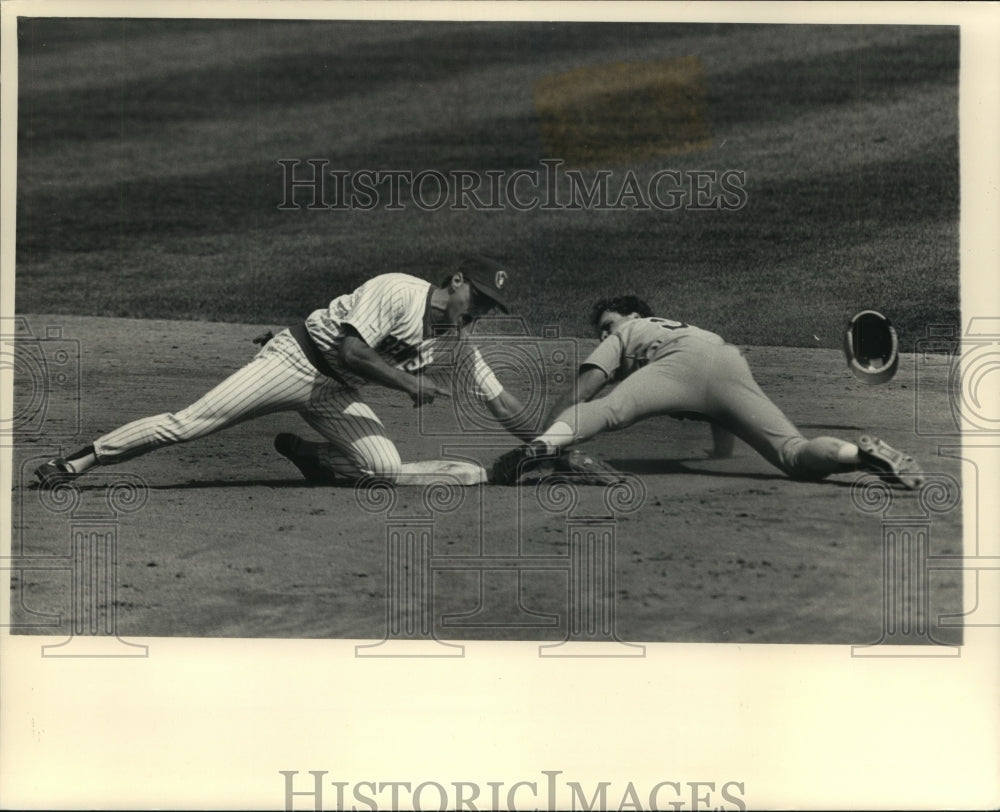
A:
[
  {"left": 8, "top": 19, "right": 965, "bottom": 647},
  {"left": 10, "top": 314, "right": 962, "bottom": 646},
  {"left": 8, "top": 12, "right": 998, "bottom": 812}
]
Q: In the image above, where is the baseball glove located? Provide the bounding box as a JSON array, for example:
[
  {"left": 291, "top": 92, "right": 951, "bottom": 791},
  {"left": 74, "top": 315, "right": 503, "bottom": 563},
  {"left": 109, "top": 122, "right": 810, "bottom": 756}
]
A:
[
  {"left": 490, "top": 441, "right": 553, "bottom": 486},
  {"left": 551, "top": 449, "right": 626, "bottom": 485},
  {"left": 252, "top": 330, "right": 275, "bottom": 347}
]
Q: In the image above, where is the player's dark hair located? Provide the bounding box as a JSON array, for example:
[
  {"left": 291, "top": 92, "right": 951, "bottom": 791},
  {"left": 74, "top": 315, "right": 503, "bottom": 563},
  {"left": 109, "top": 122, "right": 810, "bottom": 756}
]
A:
[
  {"left": 590, "top": 296, "right": 654, "bottom": 329},
  {"left": 439, "top": 274, "right": 490, "bottom": 309}
]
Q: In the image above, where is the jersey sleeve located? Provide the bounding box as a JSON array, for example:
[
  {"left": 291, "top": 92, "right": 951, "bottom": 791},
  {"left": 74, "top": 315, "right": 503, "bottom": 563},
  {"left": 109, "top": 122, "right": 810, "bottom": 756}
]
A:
[
  {"left": 406, "top": 338, "right": 504, "bottom": 401},
  {"left": 341, "top": 276, "right": 406, "bottom": 348},
  {"left": 467, "top": 348, "right": 504, "bottom": 401},
  {"left": 581, "top": 335, "right": 623, "bottom": 379}
]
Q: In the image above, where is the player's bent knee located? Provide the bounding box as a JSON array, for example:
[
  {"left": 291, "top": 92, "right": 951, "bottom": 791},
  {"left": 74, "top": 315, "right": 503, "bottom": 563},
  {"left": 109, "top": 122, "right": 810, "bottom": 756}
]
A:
[
  {"left": 356, "top": 444, "right": 403, "bottom": 485},
  {"left": 602, "top": 399, "right": 639, "bottom": 432}
]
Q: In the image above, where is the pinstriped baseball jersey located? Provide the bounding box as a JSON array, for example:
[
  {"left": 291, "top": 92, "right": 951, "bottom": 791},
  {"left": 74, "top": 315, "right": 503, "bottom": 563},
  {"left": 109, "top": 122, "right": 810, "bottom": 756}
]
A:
[
  {"left": 424, "top": 342, "right": 503, "bottom": 401},
  {"left": 305, "top": 273, "right": 434, "bottom": 380},
  {"left": 584, "top": 317, "right": 725, "bottom": 380},
  {"left": 89, "top": 269, "right": 507, "bottom": 483},
  {"left": 304, "top": 272, "right": 502, "bottom": 399}
]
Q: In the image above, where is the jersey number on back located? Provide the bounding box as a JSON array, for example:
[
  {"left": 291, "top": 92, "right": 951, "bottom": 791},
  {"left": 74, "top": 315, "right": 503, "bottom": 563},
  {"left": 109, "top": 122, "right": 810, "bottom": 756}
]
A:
[{"left": 647, "top": 317, "right": 688, "bottom": 330}]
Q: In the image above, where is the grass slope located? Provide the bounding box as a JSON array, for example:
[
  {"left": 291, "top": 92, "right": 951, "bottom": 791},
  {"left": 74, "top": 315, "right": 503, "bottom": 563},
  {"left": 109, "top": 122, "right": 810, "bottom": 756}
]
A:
[{"left": 15, "top": 20, "right": 958, "bottom": 350}]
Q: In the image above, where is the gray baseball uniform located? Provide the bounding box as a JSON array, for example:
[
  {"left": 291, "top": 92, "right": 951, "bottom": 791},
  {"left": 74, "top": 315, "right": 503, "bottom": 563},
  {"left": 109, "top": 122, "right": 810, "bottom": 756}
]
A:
[{"left": 561, "top": 316, "right": 857, "bottom": 480}]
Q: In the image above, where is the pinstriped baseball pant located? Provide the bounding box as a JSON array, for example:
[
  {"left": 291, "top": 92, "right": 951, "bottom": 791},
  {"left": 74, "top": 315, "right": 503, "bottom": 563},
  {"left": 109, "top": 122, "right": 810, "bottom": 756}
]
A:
[{"left": 92, "top": 330, "right": 403, "bottom": 481}]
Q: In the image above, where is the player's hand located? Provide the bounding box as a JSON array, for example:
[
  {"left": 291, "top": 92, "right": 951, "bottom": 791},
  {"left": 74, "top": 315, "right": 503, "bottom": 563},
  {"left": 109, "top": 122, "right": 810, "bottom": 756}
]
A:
[
  {"left": 410, "top": 378, "right": 451, "bottom": 407},
  {"left": 706, "top": 424, "right": 735, "bottom": 459}
]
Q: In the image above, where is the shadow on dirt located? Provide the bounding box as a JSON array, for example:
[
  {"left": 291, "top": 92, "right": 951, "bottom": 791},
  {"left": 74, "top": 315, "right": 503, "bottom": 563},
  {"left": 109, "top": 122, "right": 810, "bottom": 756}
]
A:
[{"left": 608, "top": 457, "right": 858, "bottom": 488}]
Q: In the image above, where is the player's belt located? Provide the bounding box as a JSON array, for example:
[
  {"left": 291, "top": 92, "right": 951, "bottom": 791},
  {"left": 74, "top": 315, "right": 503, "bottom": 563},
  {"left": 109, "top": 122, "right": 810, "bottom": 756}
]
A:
[{"left": 288, "top": 323, "right": 353, "bottom": 387}]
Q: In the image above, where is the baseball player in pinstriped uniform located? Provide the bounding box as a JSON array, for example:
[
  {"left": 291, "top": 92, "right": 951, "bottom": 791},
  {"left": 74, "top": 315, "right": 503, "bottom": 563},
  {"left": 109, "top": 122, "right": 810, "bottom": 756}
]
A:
[
  {"left": 491, "top": 295, "right": 924, "bottom": 489},
  {"left": 35, "top": 256, "right": 532, "bottom": 488}
]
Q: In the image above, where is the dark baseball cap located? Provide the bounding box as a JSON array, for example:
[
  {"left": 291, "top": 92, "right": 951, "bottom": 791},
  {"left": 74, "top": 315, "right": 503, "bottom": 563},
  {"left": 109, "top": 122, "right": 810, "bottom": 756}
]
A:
[{"left": 457, "top": 255, "right": 511, "bottom": 313}]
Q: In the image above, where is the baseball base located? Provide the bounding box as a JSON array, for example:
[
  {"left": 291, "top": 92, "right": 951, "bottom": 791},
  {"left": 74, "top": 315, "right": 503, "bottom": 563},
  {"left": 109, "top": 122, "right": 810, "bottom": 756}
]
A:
[{"left": 396, "top": 460, "right": 489, "bottom": 486}]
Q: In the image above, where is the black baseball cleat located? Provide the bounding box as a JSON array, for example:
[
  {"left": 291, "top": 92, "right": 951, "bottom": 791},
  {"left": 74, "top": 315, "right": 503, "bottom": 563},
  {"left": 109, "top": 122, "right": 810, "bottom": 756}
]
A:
[
  {"left": 34, "top": 458, "right": 80, "bottom": 488},
  {"left": 274, "top": 433, "right": 339, "bottom": 485},
  {"left": 857, "top": 435, "right": 925, "bottom": 490}
]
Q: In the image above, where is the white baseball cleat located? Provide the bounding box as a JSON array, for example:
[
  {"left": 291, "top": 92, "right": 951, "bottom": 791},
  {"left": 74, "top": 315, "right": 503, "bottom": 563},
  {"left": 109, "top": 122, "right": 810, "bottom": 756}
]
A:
[{"left": 857, "top": 435, "right": 925, "bottom": 490}]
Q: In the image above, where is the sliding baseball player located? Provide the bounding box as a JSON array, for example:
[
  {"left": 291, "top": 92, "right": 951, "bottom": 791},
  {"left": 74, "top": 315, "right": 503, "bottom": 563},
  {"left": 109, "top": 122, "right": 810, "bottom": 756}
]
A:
[{"left": 491, "top": 295, "right": 925, "bottom": 489}]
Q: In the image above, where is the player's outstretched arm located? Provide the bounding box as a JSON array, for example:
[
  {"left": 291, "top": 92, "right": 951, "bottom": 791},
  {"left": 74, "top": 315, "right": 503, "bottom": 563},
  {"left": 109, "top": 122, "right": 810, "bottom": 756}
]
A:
[
  {"left": 483, "top": 389, "right": 538, "bottom": 441},
  {"left": 340, "top": 333, "right": 448, "bottom": 405},
  {"left": 541, "top": 365, "right": 608, "bottom": 431},
  {"left": 452, "top": 339, "right": 538, "bottom": 440}
]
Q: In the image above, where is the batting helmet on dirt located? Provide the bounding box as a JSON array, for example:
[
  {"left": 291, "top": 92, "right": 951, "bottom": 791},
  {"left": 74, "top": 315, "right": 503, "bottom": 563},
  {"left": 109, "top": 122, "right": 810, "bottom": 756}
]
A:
[{"left": 843, "top": 309, "right": 899, "bottom": 385}]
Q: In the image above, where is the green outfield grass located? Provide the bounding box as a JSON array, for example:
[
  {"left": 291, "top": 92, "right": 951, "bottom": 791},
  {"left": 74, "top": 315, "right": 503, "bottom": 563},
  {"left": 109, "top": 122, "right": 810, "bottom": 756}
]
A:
[{"left": 14, "top": 20, "right": 958, "bottom": 350}]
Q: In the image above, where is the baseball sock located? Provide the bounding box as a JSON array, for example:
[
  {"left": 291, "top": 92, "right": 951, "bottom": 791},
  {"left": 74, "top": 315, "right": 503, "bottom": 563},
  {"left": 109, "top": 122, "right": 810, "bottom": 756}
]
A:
[
  {"left": 63, "top": 445, "right": 98, "bottom": 473},
  {"left": 837, "top": 442, "right": 861, "bottom": 465},
  {"left": 793, "top": 437, "right": 862, "bottom": 476},
  {"left": 534, "top": 420, "right": 575, "bottom": 451}
]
